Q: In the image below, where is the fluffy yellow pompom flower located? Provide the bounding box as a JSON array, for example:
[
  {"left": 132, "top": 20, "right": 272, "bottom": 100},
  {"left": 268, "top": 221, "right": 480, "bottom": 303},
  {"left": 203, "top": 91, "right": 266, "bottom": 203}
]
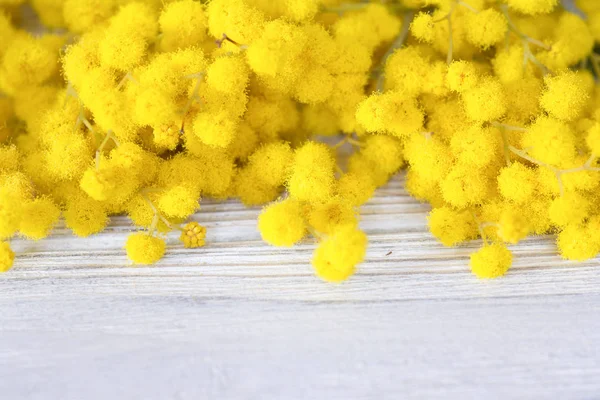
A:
[
  {"left": 540, "top": 71, "right": 589, "bottom": 122},
  {"left": 153, "top": 124, "right": 180, "bottom": 151},
  {"left": 207, "top": 0, "right": 265, "bottom": 44},
  {"left": 159, "top": 0, "right": 208, "bottom": 51},
  {"left": 312, "top": 225, "right": 368, "bottom": 283},
  {"left": 411, "top": 12, "right": 435, "bottom": 43},
  {"left": 245, "top": 19, "right": 307, "bottom": 86},
  {"left": 125, "top": 233, "right": 166, "bottom": 265},
  {"left": 308, "top": 199, "right": 357, "bottom": 236},
  {"left": 461, "top": 77, "right": 507, "bottom": 122},
  {"left": 470, "top": 243, "right": 513, "bottom": 279},
  {"left": 19, "top": 197, "right": 61, "bottom": 240},
  {"left": 180, "top": 222, "right": 207, "bottom": 249},
  {"left": 428, "top": 207, "right": 477, "bottom": 247},
  {"left": 522, "top": 116, "right": 578, "bottom": 168},
  {"left": 405, "top": 169, "right": 444, "bottom": 208},
  {"left": 206, "top": 55, "right": 250, "bottom": 95},
  {"left": 539, "top": 13, "right": 593, "bottom": 70},
  {"left": 404, "top": 133, "right": 453, "bottom": 182},
  {"left": 293, "top": 65, "right": 335, "bottom": 104},
  {"left": 63, "top": 192, "right": 109, "bottom": 237},
  {"left": 450, "top": 125, "right": 499, "bottom": 168},
  {"left": 193, "top": 111, "right": 238, "bottom": 148},
  {"left": 504, "top": 78, "right": 543, "bottom": 123},
  {"left": 287, "top": 142, "right": 336, "bottom": 203},
  {"left": 356, "top": 92, "right": 424, "bottom": 137},
  {"left": 548, "top": 192, "right": 591, "bottom": 228},
  {"left": 80, "top": 165, "right": 119, "bottom": 202},
  {"left": 248, "top": 142, "right": 294, "bottom": 187},
  {"left": 336, "top": 172, "right": 376, "bottom": 207},
  {"left": 63, "top": 0, "right": 116, "bottom": 33},
  {"left": 497, "top": 162, "right": 537, "bottom": 204},
  {"left": 557, "top": 223, "right": 600, "bottom": 261},
  {"left": 492, "top": 46, "right": 530, "bottom": 84},
  {"left": 0, "top": 241, "right": 15, "bottom": 273},
  {"left": 464, "top": 9, "right": 507, "bottom": 50},
  {"left": 384, "top": 47, "right": 428, "bottom": 95},
  {"left": 157, "top": 185, "right": 200, "bottom": 219},
  {"left": 0, "top": 35, "right": 58, "bottom": 95},
  {"left": 446, "top": 61, "right": 480, "bottom": 93},
  {"left": 258, "top": 199, "right": 306, "bottom": 247},
  {"left": 134, "top": 92, "right": 179, "bottom": 134},
  {"left": 505, "top": 0, "right": 557, "bottom": 15},
  {"left": 0, "top": 188, "right": 24, "bottom": 240},
  {"left": 360, "top": 135, "right": 404, "bottom": 176},
  {"left": 45, "top": 131, "right": 94, "bottom": 181},
  {"left": 333, "top": 4, "right": 401, "bottom": 51},
  {"left": 441, "top": 165, "right": 491, "bottom": 208},
  {"left": 99, "top": 2, "right": 157, "bottom": 71},
  {"left": 284, "top": 0, "right": 320, "bottom": 22},
  {"left": 498, "top": 209, "right": 530, "bottom": 244},
  {"left": 234, "top": 167, "right": 280, "bottom": 206}
]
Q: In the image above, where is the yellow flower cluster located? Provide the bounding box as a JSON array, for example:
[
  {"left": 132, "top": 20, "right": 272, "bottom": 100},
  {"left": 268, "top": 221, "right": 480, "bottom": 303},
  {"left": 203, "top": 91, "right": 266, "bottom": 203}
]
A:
[{"left": 1, "top": 0, "right": 599, "bottom": 281}]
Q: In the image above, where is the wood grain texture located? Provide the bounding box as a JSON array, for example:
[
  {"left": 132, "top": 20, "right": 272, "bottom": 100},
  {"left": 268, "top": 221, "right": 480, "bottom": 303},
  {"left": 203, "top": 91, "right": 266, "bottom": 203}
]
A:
[{"left": 1, "top": 175, "right": 599, "bottom": 400}]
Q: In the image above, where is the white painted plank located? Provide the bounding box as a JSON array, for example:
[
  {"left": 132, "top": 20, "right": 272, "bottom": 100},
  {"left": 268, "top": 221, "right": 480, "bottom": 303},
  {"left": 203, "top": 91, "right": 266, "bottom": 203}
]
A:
[{"left": 0, "top": 297, "right": 599, "bottom": 400}]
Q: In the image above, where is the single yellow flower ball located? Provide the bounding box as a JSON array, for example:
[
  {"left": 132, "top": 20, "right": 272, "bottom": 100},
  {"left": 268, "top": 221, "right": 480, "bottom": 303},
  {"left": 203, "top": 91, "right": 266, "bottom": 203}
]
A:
[
  {"left": 80, "top": 166, "right": 118, "bottom": 202},
  {"left": 360, "top": 135, "right": 404, "bottom": 176},
  {"left": 461, "top": 77, "right": 507, "bottom": 122},
  {"left": 540, "top": 71, "right": 589, "bottom": 122},
  {"left": 193, "top": 111, "right": 238, "bottom": 148},
  {"left": 247, "top": 142, "right": 294, "bottom": 187},
  {"left": 522, "top": 116, "right": 578, "bottom": 168},
  {"left": 498, "top": 209, "right": 530, "bottom": 245},
  {"left": 284, "top": 0, "right": 320, "bottom": 22},
  {"left": 497, "top": 162, "right": 537, "bottom": 204},
  {"left": 0, "top": 187, "right": 24, "bottom": 240},
  {"left": 336, "top": 172, "right": 376, "bottom": 207},
  {"left": 311, "top": 225, "right": 368, "bottom": 283},
  {"left": 206, "top": 55, "right": 250, "bottom": 95},
  {"left": 180, "top": 222, "right": 207, "bottom": 249},
  {"left": 159, "top": 0, "right": 208, "bottom": 51},
  {"left": 470, "top": 243, "right": 513, "bottom": 279},
  {"left": 446, "top": 61, "right": 480, "bottom": 93},
  {"left": 308, "top": 199, "right": 357, "bottom": 236},
  {"left": 258, "top": 199, "right": 306, "bottom": 247},
  {"left": 0, "top": 241, "right": 15, "bottom": 273},
  {"left": 548, "top": 192, "right": 591, "bottom": 228},
  {"left": 428, "top": 207, "right": 477, "bottom": 247},
  {"left": 410, "top": 12, "right": 435, "bottom": 43},
  {"left": 19, "top": 197, "right": 61, "bottom": 240},
  {"left": 63, "top": 0, "right": 116, "bottom": 34},
  {"left": 557, "top": 223, "right": 600, "bottom": 261},
  {"left": 125, "top": 233, "right": 166, "bottom": 265},
  {"left": 464, "top": 9, "right": 507, "bottom": 50},
  {"left": 287, "top": 142, "right": 336, "bottom": 203},
  {"left": 157, "top": 185, "right": 200, "bottom": 219},
  {"left": 63, "top": 193, "right": 109, "bottom": 238}
]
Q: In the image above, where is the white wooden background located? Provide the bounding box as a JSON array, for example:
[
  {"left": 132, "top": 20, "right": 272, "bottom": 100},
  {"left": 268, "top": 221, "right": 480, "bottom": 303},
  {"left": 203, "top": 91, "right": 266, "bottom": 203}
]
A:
[{"left": 1, "top": 175, "right": 599, "bottom": 399}]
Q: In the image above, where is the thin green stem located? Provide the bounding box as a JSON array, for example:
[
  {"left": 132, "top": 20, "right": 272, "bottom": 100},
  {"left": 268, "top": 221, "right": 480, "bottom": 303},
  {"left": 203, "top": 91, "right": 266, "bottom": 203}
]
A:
[
  {"left": 458, "top": 0, "right": 479, "bottom": 13},
  {"left": 142, "top": 194, "right": 173, "bottom": 230},
  {"left": 96, "top": 130, "right": 117, "bottom": 170},
  {"left": 492, "top": 121, "right": 528, "bottom": 132}
]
